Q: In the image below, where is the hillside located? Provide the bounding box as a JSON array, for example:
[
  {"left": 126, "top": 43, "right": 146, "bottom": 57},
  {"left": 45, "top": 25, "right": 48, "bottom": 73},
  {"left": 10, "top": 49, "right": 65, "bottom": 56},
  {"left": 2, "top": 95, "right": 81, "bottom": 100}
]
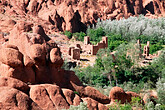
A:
[{"left": 0, "top": 0, "right": 165, "bottom": 34}]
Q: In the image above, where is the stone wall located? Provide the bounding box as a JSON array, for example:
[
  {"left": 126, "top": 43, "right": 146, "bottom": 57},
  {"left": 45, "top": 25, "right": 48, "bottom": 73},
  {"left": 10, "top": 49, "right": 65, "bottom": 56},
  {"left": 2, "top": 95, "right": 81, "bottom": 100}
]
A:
[{"left": 83, "top": 36, "right": 108, "bottom": 55}]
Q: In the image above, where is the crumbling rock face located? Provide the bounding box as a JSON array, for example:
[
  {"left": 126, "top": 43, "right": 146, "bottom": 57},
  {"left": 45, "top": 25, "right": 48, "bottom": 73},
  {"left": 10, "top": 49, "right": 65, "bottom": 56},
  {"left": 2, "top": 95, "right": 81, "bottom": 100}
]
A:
[{"left": 1, "top": 0, "right": 165, "bottom": 33}]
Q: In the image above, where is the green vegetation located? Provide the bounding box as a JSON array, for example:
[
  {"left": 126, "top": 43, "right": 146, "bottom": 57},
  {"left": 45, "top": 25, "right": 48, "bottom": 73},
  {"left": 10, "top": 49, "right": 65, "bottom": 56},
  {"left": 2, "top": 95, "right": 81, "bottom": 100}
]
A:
[
  {"left": 87, "top": 27, "right": 105, "bottom": 43},
  {"left": 64, "top": 31, "right": 72, "bottom": 39},
  {"left": 73, "top": 32, "right": 86, "bottom": 41},
  {"left": 109, "top": 103, "right": 132, "bottom": 110},
  {"left": 72, "top": 41, "right": 165, "bottom": 109},
  {"left": 63, "top": 15, "right": 165, "bottom": 109},
  {"left": 67, "top": 102, "right": 88, "bottom": 110},
  {"left": 96, "top": 15, "right": 165, "bottom": 45},
  {"left": 150, "top": 43, "right": 163, "bottom": 54},
  {"left": 108, "top": 97, "right": 143, "bottom": 110}
]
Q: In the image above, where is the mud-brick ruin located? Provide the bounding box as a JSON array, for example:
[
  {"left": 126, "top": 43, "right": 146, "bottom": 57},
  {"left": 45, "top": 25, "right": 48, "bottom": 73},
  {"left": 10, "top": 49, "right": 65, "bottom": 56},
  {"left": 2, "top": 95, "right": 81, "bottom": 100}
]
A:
[
  {"left": 83, "top": 36, "right": 108, "bottom": 55},
  {"left": 68, "top": 36, "right": 108, "bottom": 60}
]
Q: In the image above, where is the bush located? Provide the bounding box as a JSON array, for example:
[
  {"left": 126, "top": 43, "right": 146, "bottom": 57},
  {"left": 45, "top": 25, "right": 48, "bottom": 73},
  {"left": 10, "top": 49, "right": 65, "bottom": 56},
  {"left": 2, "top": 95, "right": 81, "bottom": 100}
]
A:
[
  {"left": 107, "top": 34, "right": 127, "bottom": 51},
  {"left": 150, "top": 43, "right": 163, "bottom": 54},
  {"left": 156, "top": 78, "right": 165, "bottom": 105},
  {"left": 73, "top": 32, "right": 86, "bottom": 41},
  {"left": 94, "top": 15, "right": 165, "bottom": 44},
  {"left": 73, "top": 66, "right": 109, "bottom": 87},
  {"left": 119, "top": 81, "right": 150, "bottom": 93},
  {"left": 87, "top": 27, "right": 105, "bottom": 42},
  {"left": 108, "top": 102, "right": 132, "bottom": 110},
  {"left": 145, "top": 101, "right": 155, "bottom": 110},
  {"left": 64, "top": 31, "right": 72, "bottom": 39},
  {"left": 68, "top": 102, "right": 88, "bottom": 110},
  {"left": 151, "top": 50, "right": 165, "bottom": 78},
  {"left": 95, "top": 43, "right": 134, "bottom": 85}
]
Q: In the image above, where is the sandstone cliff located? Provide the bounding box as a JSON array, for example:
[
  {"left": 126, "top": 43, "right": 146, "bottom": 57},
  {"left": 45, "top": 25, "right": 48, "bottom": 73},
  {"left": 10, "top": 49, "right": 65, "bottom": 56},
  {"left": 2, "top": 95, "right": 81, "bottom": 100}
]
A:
[{"left": 0, "top": 0, "right": 165, "bottom": 33}]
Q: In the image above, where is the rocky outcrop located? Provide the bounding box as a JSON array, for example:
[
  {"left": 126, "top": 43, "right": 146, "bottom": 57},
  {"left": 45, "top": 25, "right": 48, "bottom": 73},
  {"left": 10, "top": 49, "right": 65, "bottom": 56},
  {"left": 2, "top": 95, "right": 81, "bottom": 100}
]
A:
[
  {"left": 143, "top": 90, "right": 158, "bottom": 105},
  {"left": 109, "top": 86, "right": 127, "bottom": 104},
  {"left": 82, "top": 97, "right": 108, "bottom": 110},
  {"left": 0, "top": 87, "right": 41, "bottom": 110},
  {"left": 109, "top": 87, "right": 142, "bottom": 104},
  {"left": 1, "top": 0, "right": 165, "bottom": 34},
  {"left": 62, "top": 88, "right": 82, "bottom": 106},
  {"left": 0, "top": 23, "right": 111, "bottom": 109},
  {"left": 29, "top": 84, "right": 70, "bottom": 110},
  {"left": 0, "top": 76, "right": 30, "bottom": 93}
]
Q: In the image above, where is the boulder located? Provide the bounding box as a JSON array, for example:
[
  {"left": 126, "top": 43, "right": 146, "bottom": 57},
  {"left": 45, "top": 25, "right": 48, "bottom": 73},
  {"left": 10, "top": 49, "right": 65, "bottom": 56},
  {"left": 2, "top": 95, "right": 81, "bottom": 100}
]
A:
[
  {"left": 143, "top": 90, "right": 158, "bottom": 105},
  {"left": 0, "top": 63, "right": 35, "bottom": 84},
  {"left": 29, "top": 44, "right": 46, "bottom": 64},
  {"left": 23, "top": 55, "right": 34, "bottom": 67},
  {"left": 33, "top": 25, "right": 50, "bottom": 41},
  {"left": 109, "top": 86, "right": 127, "bottom": 104},
  {"left": 30, "top": 34, "right": 45, "bottom": 44},
  {"left": 126, "top": 91, "right": 141, "bottom": 103},
  {"left": 30, "top": 85, "right": 56, "bottom": 110},
  {"left": 73, "top": 94, "right": 82, "bottom": 106},
  {"left": 0, "top": 48, "right": 23, "bottom": 67},
  {"left": 5, "top": 44, "right": 19, "bottom": 50},
  {"left": 82, "top": 97, "right": 98, "bottom": 110},
  {"left": 15, "top": 21, "right": 32, "bottom": 33},
  {"left": 46, "top": 84, "right": 70, "bottom": 110},
  {"left": 0, "top": 87, "right": 41, "bottom": 110},
  {"left": 84, "top": 86, "right": 110, "bottom": 104},
  {"left": 30, "top": 84, "right": 70, "bottom": 110},
  {"left": 82, "top": 97, "right": 108, "bottom": 110},
  {"left": 62, "top": 88, "right": 82, "bottom": 106},
  {"left": 0, "top": 76, "right": 30, "bottom": 93},
  {"left": 50, "top": 48, "right": 63, "bottom": 68}
]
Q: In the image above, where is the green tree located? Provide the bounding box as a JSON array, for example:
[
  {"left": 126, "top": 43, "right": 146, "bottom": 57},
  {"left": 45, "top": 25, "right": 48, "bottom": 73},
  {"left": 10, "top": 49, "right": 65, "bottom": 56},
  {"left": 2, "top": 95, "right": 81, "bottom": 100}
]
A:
[{"left": 87, "top": 27, "right": 105, "bottom": 42}]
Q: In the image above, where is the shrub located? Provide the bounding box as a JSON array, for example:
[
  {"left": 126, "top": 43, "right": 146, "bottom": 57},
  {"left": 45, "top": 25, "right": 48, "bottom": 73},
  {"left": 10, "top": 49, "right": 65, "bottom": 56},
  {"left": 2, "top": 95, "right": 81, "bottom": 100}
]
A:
[
  {"left": 94, "top": 15, "right": 165, "bottom": 44},
  {"left": 156, "top": 78, "right": 165, "bottom": 105},
  {"left": 73, "top": 32, "right": 86, "bottom": 41},
  {"left": 155, "top": 104, "right": 165, "bottom": 110},
  {"left": 73, "top": 66, "right": 109, "bottom": 87},
  {"left": 145, "top": 101, "right": 155, "bottom": 110},
  {"left": 64, "top": 31, "right": 72, "bottom": 39},
  {"left": 68, "top": 102, "right": 88, "bottom": 110},
  {"left": 119, "top": 81, "right": 150, "bottom": 93},
  {"left": 87, "top": 27, "right": 105, "bottom": 42},
  {"left": 150, "top": 43, "right": 163, "bottom": 54},
  {"left": 108, "top": 101, "right": 132, "bottom": 110},
  {"left": 107, "top": 34, "right": 127, "bottom": 51},
  {"left": 131, "top": 97, "right": 143, "bottom": 107},
  {"left": 151, "top": 50, "right": 165, "bottom": 78},
  {"left": 95, "top": 43, "right": 135, "bottom": 85}
]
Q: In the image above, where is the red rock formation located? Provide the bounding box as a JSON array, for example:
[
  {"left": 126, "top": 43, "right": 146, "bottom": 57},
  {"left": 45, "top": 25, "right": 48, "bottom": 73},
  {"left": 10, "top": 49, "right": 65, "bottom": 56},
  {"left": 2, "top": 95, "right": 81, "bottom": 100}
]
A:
[
  {"left": 143, "top": 90, "right": 158, "bottom": 105},
  {"left": 0, "top": 87, "right": 41, "bottom": 110},
  {"left": 30, "top": 84, "right": 70, "bottom": 110},
  {"left": 109, "top": 87, "right": 142, "bottom": 104},
  {"left": 0, "top": 23, "right": 111, "bottom": 109},
  {"left": 109, "top": 86, "right": 127, "bottom": 104},
  {"left": 0, "top": 76, "right": 30, "bottom": 93},
  {"left": 126, "top": 91, "right": 141, "bottom": 103},
  {"left": 1, "top": 0, "right": 165, "bottom": 34},
  {"left": 62, "top": 88, "right": 82, "bottom": 106},
  {"left": 82, "top": 97, "right": 108, "bottom": 110}
]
